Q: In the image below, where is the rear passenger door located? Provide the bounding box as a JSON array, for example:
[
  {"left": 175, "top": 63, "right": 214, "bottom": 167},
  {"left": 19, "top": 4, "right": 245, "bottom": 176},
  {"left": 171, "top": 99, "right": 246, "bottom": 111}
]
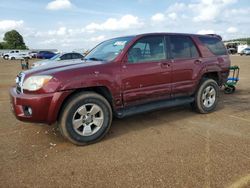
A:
[
  {"left": 122, "top": 35, "right": 172, "bottom": 106},
  {"left": 169, "top": 35, "right": 201, "bottom": 97}
]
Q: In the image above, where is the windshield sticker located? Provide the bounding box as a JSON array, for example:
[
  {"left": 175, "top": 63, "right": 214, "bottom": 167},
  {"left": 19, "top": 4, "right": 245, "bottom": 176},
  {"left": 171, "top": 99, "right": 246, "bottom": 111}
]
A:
[{"left": 113, "top": 41, "right": 127, "bottom": 46}]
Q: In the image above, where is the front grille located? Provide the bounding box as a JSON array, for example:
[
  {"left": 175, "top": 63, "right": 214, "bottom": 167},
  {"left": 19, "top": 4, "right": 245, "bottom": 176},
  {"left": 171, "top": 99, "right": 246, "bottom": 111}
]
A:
[{"left": 16, "top": 72, "right": 25, "bottom": 94}]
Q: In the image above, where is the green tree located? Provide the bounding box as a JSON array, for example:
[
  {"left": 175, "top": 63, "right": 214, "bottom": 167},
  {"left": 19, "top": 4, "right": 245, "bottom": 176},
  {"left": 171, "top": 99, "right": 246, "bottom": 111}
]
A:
[
  {"left": 246, "top": 38, "right": 250, "bottom": 45},
  {"left": 3, "top": 30, "right": 27, "bottom": 49},
  {"left": 0, "top": 42, "right": 3, "bottom": 49}
]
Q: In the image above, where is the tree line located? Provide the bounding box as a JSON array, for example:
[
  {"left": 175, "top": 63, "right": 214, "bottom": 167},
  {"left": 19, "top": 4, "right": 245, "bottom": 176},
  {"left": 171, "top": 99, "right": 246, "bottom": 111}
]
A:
[
  {"left": 224, "top": 37, "right": 250, "bottom": 45},
  {"left": 0, "top": 30, "right": 27, "bottom": 49}
]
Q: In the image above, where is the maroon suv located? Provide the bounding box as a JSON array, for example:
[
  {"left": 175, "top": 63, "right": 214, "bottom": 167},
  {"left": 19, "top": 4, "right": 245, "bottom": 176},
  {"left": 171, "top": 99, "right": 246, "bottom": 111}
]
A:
[{"left": 10, "top": 33, "right": 230, "bottom": 145}]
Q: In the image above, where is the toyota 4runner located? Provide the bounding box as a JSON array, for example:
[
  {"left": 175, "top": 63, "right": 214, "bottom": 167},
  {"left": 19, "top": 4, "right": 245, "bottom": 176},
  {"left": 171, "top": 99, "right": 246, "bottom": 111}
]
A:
[{"left": 10, "top": 33, "right": 230, "bottom": 145}]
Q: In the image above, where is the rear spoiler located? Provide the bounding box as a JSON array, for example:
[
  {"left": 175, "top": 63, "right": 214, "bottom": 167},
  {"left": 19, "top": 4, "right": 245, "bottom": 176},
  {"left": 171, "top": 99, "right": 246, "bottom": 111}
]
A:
[{"left": 206, "top": 34, "right": 222, "bottom": 40}]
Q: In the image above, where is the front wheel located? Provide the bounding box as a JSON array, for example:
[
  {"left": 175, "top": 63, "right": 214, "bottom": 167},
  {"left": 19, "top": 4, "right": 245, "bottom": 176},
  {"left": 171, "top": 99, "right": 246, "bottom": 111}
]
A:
[
  {"left": 192, "top": 79, "right": 219, "bottom": 114},
  {"left": 58, "top": 92, "right": 112, "bottom": 145}
]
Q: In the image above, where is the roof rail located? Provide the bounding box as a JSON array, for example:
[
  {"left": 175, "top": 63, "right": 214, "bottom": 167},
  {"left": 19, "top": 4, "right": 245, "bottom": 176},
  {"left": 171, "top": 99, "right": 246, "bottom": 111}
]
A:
[{"left": 206, "top": 34, "right": 222, "bottom": 40}]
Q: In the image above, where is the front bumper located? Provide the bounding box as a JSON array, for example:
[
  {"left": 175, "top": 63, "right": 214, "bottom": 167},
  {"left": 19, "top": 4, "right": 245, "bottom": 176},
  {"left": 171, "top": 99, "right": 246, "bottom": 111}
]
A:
[{"left": 9, "top": 87, "right": 72, "bottom": 124}]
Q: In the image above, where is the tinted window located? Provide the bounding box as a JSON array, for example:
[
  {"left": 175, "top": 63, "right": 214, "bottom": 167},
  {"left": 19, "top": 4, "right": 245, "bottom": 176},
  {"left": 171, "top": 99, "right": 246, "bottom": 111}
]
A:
[
  {"left": 199, "top": 36, "right": 227, "bottom": 55},
  {"left": 61, "top": 54, "right": 72, "bottom": 60},
  {"left": 170, "top": 36, "right": 199, "bottom": 59},
  {"left": 128, "top": 36, "right": 167, "bottom": 63},
  {"left": 72, "top": 53, "right": 83, "bottom": 59}
]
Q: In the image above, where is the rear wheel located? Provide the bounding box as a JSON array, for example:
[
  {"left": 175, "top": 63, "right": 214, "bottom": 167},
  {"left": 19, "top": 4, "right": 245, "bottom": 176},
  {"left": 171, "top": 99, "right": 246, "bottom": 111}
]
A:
[
  {"left": 58, "top": 92, "right": 112, "bottom": 145},
  {"left": 10, "top": 57, "right": 15, "bottom": 60},
  {"left": 192, "top": 79, "right": 219, "bottom": 114}
]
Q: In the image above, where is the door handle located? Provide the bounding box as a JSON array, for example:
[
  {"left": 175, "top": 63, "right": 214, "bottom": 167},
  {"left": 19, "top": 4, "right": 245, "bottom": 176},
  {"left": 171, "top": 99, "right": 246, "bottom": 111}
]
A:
[{"left": 161, "top": 62, "right": 170, "bottom": 68}]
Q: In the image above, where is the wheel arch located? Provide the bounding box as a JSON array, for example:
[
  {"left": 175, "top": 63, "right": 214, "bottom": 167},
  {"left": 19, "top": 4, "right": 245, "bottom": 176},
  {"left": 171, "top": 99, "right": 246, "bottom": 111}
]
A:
[
  {"left": 201, "top": 72, "right": 220, "bottom": 85},
  {"left": 193, "top": 71, "right": 220, "bottom": 96},
  {"left": 57, "top": 86, "right": 113, "bottom": 122}
]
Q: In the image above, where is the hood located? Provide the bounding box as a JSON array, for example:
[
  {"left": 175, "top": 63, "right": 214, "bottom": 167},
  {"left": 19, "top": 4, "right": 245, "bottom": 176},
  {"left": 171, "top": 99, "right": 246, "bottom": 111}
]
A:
[
  {"left": 32, "top": 59, "right": 54, "bottom": 67},
  {"left": 24, "top": 60, "right": 105, "bottom": 77},
  {"left": 31, "top": 59, "right": 81, "bottom": 70}
]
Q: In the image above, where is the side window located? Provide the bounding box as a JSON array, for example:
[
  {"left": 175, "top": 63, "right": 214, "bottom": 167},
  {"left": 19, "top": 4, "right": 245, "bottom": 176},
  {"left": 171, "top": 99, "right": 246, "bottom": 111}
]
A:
[
  {"left": 61, "top": 54, "right": 72, "bottom": 60},
  {"left": 199, "top": 36, "right": 227, "bottom": 56},
  {"left": 72, "top": 53, "right": 83, "bottom": 59},
  {"left": 170, "top": 36, "right": 199, "bottom": 59},
  {"left": 128, "top": 36, "right": 167, "bottom": 63},
  {"left": 60, "top": 54, "right": 66, "bottom": 60}
]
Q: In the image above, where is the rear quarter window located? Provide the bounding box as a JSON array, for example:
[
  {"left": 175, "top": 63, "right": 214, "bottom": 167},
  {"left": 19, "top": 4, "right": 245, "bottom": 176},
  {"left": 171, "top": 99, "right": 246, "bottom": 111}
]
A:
[
  {"left": 199, "top": 36, "right": 227, "bottom": 56},
  {"left": 170, "top": 35, "right": 199, "bottom": 59}
]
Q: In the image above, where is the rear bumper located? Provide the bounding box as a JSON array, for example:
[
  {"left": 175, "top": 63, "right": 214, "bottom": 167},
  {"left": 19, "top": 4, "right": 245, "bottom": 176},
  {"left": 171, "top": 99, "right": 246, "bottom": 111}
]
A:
[{"left": 9, "top": 88, "right": 72, "bottom": 124}]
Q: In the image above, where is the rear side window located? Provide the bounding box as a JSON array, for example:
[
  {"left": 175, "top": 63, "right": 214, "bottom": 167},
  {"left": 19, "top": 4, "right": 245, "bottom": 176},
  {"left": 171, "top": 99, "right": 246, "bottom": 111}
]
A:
[
  {"left": 170, "top": 35, "right": 199, "bottom": 59},
  {"left": 128, "top": 36, "right": 167, "bottom": 63},
  {"left": 199, "top": 36, "right": 227, "bottom": 56}
]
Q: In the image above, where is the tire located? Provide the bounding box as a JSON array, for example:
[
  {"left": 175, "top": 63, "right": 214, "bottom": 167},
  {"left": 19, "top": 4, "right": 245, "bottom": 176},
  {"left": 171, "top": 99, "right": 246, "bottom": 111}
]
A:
[
  {"left": 10, "top": 57, "right": 15, "bottom": 60},
  {"left": 3, "top": 55, "right": 8, "bottom": 60},
  {"left": 192, "top": 79, "right": 219, "bottom": 114},
  {"left": 58, "top": 92, "right": 112, "bottom": 145},
  {"left": 224, "top": 85, "right": 235, "bottom": 94}
]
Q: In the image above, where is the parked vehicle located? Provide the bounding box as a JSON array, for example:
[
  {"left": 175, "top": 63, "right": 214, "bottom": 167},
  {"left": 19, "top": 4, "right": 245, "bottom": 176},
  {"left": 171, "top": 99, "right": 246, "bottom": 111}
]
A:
[
  {"left": 36, "top": 51, "right": 56, "bottom": 59},
  {"left": 10, "top": 33, "right": 230, "bottom": 145},
  {"left": 227, "top": 48, "right": 237, "bottom": 54},
  {"left": 237, "top": 44, "right": 250, "bottom": 54},
  {"left": 240, "top": 48, "right": 250, "bottom": 55},
  {"left": 3, "top": 50, "right": 31, "bottom": 60},
  {"left": 31, "top": 52, "right": 84, "bottom": 68},
  {"left": 29, "top": 51, "right": 38, "bottom": 58},
  {"left": 8, "top": 52, "right": 31, "bottom": 60}
]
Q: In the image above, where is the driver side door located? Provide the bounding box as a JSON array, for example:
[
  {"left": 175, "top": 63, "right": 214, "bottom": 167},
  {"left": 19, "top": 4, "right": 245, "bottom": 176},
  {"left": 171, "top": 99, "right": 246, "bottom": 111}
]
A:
[{"left": 121, "top": 35, "right": 172, "bottom": 107}]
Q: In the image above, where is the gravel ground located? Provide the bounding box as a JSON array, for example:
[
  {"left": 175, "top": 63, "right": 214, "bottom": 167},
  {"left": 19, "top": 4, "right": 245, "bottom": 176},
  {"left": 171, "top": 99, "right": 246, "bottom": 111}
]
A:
[{"left": 0, "top": 56, "right": 250, "bottom": 188}]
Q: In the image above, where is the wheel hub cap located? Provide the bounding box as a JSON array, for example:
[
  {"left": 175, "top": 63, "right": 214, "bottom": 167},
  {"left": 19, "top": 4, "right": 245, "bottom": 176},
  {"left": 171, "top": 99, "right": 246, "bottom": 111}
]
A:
[
  {"left": 72, "top": 103, "right": 104, "bottom": 136},
  {"left": 202, "top": 86, "right": 216, "bottom": 108}
]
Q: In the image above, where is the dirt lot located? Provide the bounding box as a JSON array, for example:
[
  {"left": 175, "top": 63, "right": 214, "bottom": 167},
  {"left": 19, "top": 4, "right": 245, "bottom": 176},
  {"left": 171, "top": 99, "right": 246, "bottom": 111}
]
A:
[{"left": 0, "top": 56, "right": 250, "bottom": 188}]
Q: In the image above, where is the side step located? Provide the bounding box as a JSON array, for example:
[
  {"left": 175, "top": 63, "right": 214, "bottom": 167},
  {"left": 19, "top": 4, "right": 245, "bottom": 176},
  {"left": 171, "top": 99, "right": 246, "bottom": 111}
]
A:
[{"left": 115, "top": 97, "right": 194, "bottom": 118}]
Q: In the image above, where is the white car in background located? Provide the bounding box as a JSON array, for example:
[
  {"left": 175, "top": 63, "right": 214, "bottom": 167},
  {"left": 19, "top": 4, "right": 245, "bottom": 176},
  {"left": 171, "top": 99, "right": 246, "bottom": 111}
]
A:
[
  {"left": 240, "top": 48, "right": 250, "bottom": 55},
  {"left": 31, "top": 52, "right": 84, "bottom": 68},
  {"left": 3, "top": 50, "right": 31, "bottom": 60}
]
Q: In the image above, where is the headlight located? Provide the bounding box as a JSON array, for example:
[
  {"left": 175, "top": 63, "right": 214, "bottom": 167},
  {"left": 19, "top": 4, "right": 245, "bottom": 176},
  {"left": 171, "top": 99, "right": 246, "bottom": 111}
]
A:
[{"left": 23, "top": 75, "right": 52, "bottom": 91}]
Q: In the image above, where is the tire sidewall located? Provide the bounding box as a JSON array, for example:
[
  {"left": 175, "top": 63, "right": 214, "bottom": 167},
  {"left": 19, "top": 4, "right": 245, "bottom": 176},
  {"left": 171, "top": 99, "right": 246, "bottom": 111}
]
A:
[
  {"left": 60, "top": 93, "right": 112, "bottom": 145},
  {"left": 196, "top": 79, "right": 219, "bottom": 113}
]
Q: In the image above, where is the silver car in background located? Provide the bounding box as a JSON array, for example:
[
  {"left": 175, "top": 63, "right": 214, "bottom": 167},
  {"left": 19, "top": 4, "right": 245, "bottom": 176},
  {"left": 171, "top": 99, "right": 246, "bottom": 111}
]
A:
[
  {"left": 31, "top": 52, "right": 84, "bottom": 68},
  {"left": 242, "top": 48, "right": 250, "bottom": 55}
]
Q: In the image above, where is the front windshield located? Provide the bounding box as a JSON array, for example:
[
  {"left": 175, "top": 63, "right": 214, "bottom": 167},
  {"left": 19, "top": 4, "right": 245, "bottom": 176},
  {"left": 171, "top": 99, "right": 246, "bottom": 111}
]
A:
[
  {"left": 50, "top": 54, "right": 60, "bottom": 60},
  {"left": 85, "top": 36, "right": 134, "bottom": 61}
]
